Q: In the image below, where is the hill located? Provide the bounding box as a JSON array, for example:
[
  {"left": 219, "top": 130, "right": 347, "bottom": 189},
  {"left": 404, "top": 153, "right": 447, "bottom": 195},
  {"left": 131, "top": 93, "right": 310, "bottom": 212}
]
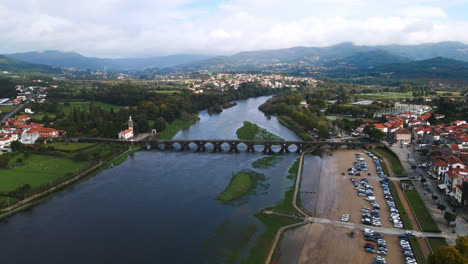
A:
[
  {"left": 0, "top": 55, "right": 60, "bottom": 74},
  {"left": 372, "top": 57, "right": 468, "bottom": 80},
  {"left": 325, "top": 50, "right": 412, "bottom": 69},
  {"left": 7, "top": 51, "right": 211, "bottom": 71}
]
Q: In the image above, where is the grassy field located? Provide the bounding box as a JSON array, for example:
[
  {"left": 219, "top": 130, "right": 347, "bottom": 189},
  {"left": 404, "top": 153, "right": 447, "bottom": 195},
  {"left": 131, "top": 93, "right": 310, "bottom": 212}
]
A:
[
  {"left": 374, "top": 147, "right": 407, "bottom": 177},
  {"left": 0, "top": 105, "right": 15, "bottom": 113},
  {"left": 47, "top": 142, "right": 96, "bottom": 152},
  {"left": 0, "top": 154, "right": 90, "bottom": 193},
  {"left": 157, "top": 114, "right": 200, "bottom": 140},
  {"left": 427, "top": 237, "right": 447, "bottom": 253},
  {"left": 277, "top": 116, "right": 315, "bottom": 141},
  {"left": 217, "top": 170, "right": 265, "bottom": 202},
  {"left": 58, "top": 101, "right": 125, "bottom": 114},
  {"left": 236, "top": 121, "right": 284, "bottom": 141},
  {"left": 404, "top": 190, "right": 440, "bottom": 232},
  {"left": 30, "top": 113, "right": 57, "bottom": 120},
  {"left": 359, "top": 91, "right": 415, "bottom": 99},
  {"left": 252, "top": 156, "right": 284, "bottom": 169}
]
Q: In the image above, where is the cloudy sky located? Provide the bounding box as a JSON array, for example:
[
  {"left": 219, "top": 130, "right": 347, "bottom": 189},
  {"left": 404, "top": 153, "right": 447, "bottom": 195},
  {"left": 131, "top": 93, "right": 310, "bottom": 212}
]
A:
[{"left": 1, "top": 0, "right": 467, "bottom": 57}]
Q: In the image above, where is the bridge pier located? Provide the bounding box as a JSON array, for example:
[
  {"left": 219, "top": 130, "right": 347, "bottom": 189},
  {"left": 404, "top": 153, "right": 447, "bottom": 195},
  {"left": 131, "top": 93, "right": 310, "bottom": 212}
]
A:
[
  {"left": 164, "top": 142, "right": 173, "bottom": 151},
  {"left": 280, "top": 143, "right": 290, "bottom": 153},
  {"left": 296, "top": 144, "right": 303, "bottom": 153},
  {"left": 229, "top": 142, "right": 239, "bottom": 153},
  {"left": 263, "top": 143, "right": 273, "bottom": 154},
  {"left": 246, "top": 144, "right": 255, "bottom": 152},
  {"left": 213, "top": 142, "right": 222, "bottom": 152},
  {"left": 195, "top": 142, "right": 206, "bottom": 152}
]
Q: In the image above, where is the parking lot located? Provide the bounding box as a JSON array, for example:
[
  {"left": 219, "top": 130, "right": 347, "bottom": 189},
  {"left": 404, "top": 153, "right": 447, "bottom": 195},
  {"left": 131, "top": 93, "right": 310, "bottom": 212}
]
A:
[{"left": 289, "top": 150, "right": 410, "bottom": 264}]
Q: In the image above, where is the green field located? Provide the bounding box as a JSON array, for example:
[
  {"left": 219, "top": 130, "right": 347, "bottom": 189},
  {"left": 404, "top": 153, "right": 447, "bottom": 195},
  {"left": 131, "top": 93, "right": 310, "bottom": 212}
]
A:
[
  {"left": 47, "top": 142, "right": 96, "bottom": 151},
  {"left": 252, "top": 156, "right": 284, "bottom": 169},
  {"left": 157, "top": 114, "right": 200, "bottom": 140},
  {"left": 217, "top": 170, "right": 265, "bottom": 202},
  {"left": 0, "top": 154, "right": 90, "bottom": 193},
  {"left": 0, "top": 106, "right": 15, "bottom": 113},
  {"left": 427, "top": 237, "right": 447, "bottom": 253},
  {"left": 374, "top": 147, "right": 406, "bottom": 177},
  {"left": 388, "top": 181, "right": 412, "bottom": 229},
  {"left": 409, "top": 237, "right": 427, "bottom": 264},
  {"left": 404, "top": 190, "right": 440, "bottom": 232},
  {"left": 277, "top": 116, "right": 315, "bottom": 141},
  {"left": 236, "top": 121, "right": 284, "bottom": 141},
  {"left": 30, "top": 113, "right": 57, "bottom": 120},
  {"left": 58, "top": 101, "right": 125, "bottom": 114}
]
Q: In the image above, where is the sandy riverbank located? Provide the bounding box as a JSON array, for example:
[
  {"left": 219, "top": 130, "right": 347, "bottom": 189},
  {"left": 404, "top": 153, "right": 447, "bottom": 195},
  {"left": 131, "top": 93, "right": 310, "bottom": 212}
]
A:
[{"left": 277, "top": 150, "right": 404, "bottom": 264}]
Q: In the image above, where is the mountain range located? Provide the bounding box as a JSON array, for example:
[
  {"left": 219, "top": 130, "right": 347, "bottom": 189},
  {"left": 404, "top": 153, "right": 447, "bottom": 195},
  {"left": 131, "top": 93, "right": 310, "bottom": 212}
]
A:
[
  {"left": 2, "top": 42, "right": 468, "bottom": 79},
  {"left": 0, "top": 55, "right": 60, "bottom": 74}
]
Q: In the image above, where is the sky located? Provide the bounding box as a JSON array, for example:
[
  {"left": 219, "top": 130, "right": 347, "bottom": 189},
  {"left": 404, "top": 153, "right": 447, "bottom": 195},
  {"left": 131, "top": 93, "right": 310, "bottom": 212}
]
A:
[{"left": 1, "top": 0, "right": 468, "bottom": 58}]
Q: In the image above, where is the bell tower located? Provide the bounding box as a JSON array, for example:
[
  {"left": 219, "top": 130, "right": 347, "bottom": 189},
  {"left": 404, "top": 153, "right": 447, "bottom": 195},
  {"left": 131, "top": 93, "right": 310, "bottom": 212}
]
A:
[{"left": 128, "top": 116, "right": 133, "bottom": 130}]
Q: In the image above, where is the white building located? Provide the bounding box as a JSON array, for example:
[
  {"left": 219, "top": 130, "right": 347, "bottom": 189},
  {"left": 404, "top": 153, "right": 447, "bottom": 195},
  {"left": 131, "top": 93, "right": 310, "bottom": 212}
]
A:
[
  {"left": 20, "top": 129, "right": 39, "bottom": 144},
  {"left": 118, "top": 116, "right": 134, "bottom": 140},
  {"left": 24, "top": 108, "right": 34, "bottom": 114}
]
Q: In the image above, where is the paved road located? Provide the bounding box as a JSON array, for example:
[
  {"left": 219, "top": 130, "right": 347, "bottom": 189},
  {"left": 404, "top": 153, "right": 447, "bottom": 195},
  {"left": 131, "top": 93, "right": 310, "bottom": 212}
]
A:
[{"left": 0, "top": 104, "right": 23, "bottom": 123}]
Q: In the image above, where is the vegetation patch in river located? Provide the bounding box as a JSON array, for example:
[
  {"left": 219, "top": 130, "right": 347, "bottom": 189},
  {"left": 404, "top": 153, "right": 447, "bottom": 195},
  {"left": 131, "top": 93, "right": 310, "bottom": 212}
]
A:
[
  {"left": 252, "top": 156, "right": 284, "bottom": 169},
  {"left": 236, "top": 121, "right": 284, "bottom": 141},
  {"left": 156, "top": 113, "right": 200, "bottom": 139},
  {"left": 241, "top": 157, "right": 302, "bottom": 263},
  {"left": 217, "top": 170, "right": 268, "bottom": 203},
  {"left": 203, "top": 220, "right": 258, "bottom": 264}
]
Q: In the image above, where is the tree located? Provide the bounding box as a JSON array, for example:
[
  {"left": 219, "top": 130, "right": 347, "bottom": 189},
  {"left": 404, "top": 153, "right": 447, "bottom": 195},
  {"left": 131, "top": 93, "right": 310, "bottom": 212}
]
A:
[
  {"left": 428, "top": 246, "right": 467, "bottom": 264},
  {"left": 154, "top": 117, "right": 167, "bottom": 132},
  {"left": 445, "top": 211, "right": 456, "bottom": 224},
  {"left": 456, "top": 236, "right": 468, "bottom": 258},
  {"left": 399, "top": 84, "right": 412, "bottom": 93}
]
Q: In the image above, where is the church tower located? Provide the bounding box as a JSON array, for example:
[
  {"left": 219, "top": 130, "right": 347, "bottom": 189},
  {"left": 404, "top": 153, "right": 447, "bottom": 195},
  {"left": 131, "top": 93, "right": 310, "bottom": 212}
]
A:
[{"left": 128, "top": 116, "right": 133, "bottom": 130}]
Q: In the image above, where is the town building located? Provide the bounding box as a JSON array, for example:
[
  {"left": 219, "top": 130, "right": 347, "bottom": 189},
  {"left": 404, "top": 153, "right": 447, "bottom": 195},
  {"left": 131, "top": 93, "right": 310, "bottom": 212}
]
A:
[{"left": 118, "top": 116, "right": 134, "bottom": 140}]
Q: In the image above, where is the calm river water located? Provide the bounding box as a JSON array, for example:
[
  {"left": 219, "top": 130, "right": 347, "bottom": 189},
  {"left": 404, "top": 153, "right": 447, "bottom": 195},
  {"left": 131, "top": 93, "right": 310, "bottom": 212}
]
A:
[{"left": 0, "top": 96, "right": 306, "bottom": 264}]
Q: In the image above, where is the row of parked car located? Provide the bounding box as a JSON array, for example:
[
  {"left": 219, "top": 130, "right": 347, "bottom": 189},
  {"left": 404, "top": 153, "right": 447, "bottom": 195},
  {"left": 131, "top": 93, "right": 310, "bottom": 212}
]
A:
[
  {"left": 380, "top": 179, "right": 404, "bottom": 229},
  {"left": 364, "top": 228, "right": 388, "bottom": 262},
  {"left": 399, "top": 235, "right": 418, "bottom": 264},
  {"left": 363, "top": 151, "right": 386, "bottom": 178}
]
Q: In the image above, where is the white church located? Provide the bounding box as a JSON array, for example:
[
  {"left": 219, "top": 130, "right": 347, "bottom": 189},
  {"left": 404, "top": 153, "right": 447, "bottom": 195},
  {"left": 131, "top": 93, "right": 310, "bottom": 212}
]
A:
[{"left": 118, "top": 116, "right": 134, "bottom": 140}]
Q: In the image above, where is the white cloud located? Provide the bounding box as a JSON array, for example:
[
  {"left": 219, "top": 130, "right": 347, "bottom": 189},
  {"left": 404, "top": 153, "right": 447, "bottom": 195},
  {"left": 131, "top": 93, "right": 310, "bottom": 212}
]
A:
[{"left": 0, "top": 0, "right": 466, "bottom": 57}]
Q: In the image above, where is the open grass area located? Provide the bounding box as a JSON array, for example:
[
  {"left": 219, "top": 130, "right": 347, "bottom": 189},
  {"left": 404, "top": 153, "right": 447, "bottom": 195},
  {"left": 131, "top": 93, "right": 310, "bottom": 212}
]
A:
[
  {"left": 374, "top": 147, "right": 407, "bottom": 177},
  {"left": 217, "top": 170, "right": 265, "bottom": 202},
  {"left": 157, "top": 114, "right": 200, "bottom": 140},
  {"left": 47, "top": 142, "right": 96, "bottom": 152},
  {"left": 241, "top": 213, "right": 300, "bottom": 264},
  {"left": 359, "top": 91, "right": 415, "bottom": 99},
  {"left": 0, "top": 105, "right": 15, "bottom": 113},
  {"left": 0, "top": 154, "right": 90, "bottom": 193},
  {"left": 427, "top": 237, "right": 447, "bottom": 253},
  {"left": 236, "top": 121, "right": 284, "bottom": 141},
  {"left": 58, "top": 101, "right": 125, "bottom": 114},
  {"left": 30, "top": 113, "right": 57, "bottom": 120},
  {"left": 277, "top": 116, "right": 315, "bottom": 141},
  {"left": 252, "top": 156, "right": 284, "bottom": 169},
  {"left": 404, "top": 190, "right": 440, "bottom": 232}
]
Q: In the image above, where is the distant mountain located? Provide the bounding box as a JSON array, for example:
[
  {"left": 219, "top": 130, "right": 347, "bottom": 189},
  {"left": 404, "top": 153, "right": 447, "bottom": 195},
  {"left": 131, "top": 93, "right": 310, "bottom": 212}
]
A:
[
  {"left": 6, "top": 51, "right": 211, "bottom": 71},
  {"left": 0, "top": 55, "right": 60, "bottom": 74},
  {"left": 325, "top": 50, "right": 412, "bottom": 69},
  {"left": 172, "top": 42, "right": 468, "bottom": 72},
  {"left": 372, "top": 57, "right": 468, "bottom": 80}
]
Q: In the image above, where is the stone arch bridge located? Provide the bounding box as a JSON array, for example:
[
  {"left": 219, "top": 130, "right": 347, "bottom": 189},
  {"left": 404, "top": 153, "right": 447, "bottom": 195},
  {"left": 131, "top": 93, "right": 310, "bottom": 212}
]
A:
[{"left": 59, "top": 138, "right": 383, "bottom": 154}]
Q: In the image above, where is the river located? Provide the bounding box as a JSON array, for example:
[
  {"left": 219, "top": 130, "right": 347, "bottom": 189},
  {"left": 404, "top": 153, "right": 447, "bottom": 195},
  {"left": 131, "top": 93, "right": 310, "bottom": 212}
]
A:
[{"left": 0, "top": 96, "right": 305, "bottom": 264}]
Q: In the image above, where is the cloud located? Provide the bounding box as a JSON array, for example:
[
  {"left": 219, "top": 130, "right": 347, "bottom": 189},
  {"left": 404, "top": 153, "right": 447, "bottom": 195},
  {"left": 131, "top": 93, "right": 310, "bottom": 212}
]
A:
[{"left": 0, "top": 0, "right": 466, "bottom": 57}]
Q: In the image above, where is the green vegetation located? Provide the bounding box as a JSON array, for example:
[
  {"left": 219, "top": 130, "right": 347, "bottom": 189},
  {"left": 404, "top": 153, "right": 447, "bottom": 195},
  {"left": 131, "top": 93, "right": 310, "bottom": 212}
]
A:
[
  {"left": 241, "top": 213, "right": 300, "bottom": 264},
  {"left": 277, "top": 116, "right": 315, "bottom": 141},
  {"left": 404, "top": 190, "right": 440, "bottom": 232},
  {"left": 374, "top": 147, "right": 407, "bottom": 177},
  {"left": 252, "top": 156, "right": 284, "bottom": 169},
  {"left": 410, "top": 237, "right": 428, "bottom": 264},
  {"left": 388, "top": 181, "right": 412, "bottom": 229},
  {"left": 47, "top": 142, "right": 96, "bottom": 152},
  {"left": 217, "top": 170, "right": 265, "bottom": 202},
  {"left": 0, "top": 105, "right": 15, "bottom": 113},
  {"left": 269, "top": 157, "right": 301, "bottom": 215},
  {"left": 225, "top": 225, "right": 258, "bottom": 263},
  {"left": 236, "top": 121, "right": 284, "bottom": 141},
  {"left": 0, "top": 154, "right": 90, "bottom": 193},
  {"left": 157, "top": 114, "right": 200, "bottom": 140},
  {"left": 428, "top": 238, "right": 448, "bottom": 253},
  {"left": 428, "top": 236, "right": 468, "bottom": 264},
  {"left": 58, "top": 101, "right": 124, "bottom": 114}
]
